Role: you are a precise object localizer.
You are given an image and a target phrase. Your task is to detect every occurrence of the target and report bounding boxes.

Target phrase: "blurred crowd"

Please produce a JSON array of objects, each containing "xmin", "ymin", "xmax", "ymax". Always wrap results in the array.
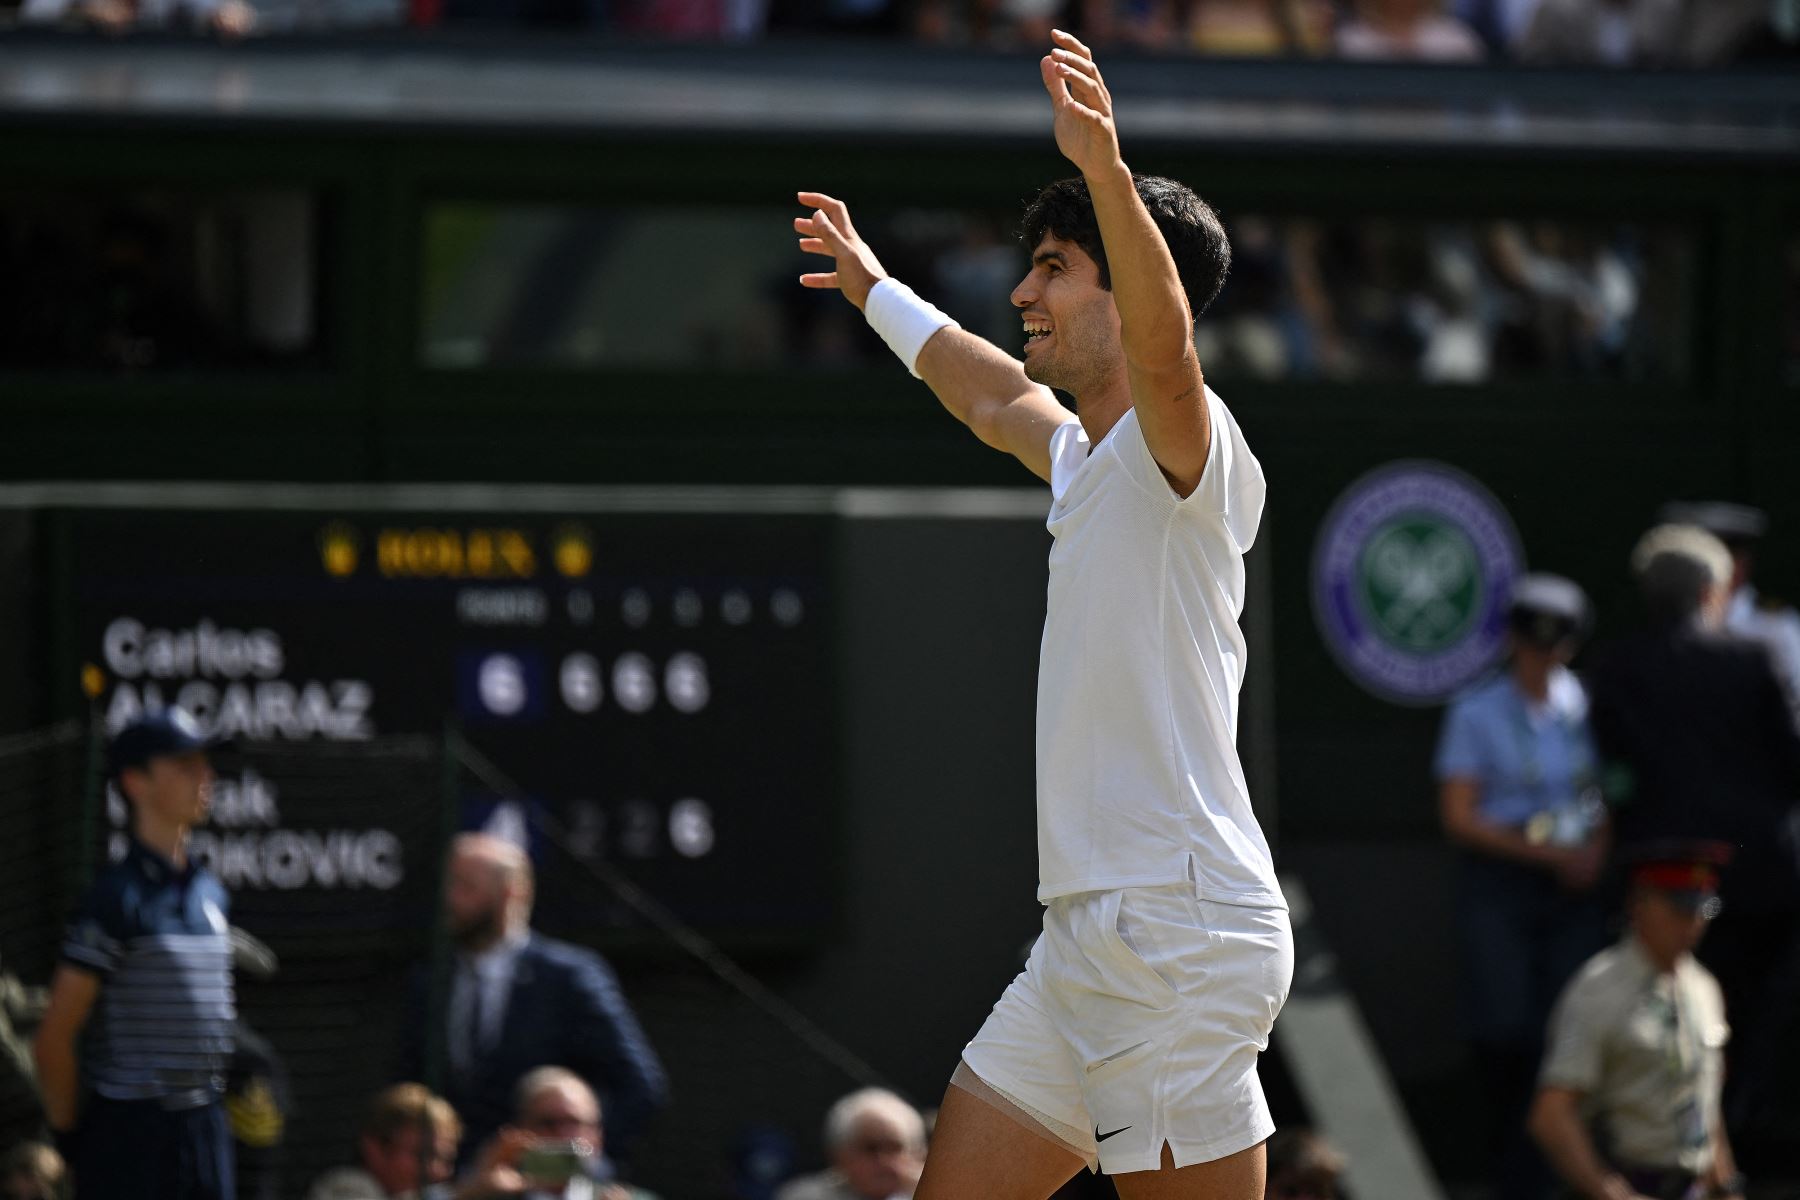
[
  {"xmin": 1435, "ymin": 502, "xmax": 1800, "ymax": 1198},
  {"xmin": 890, "ymin": 213, "xmax": 1691, "ymax": 386},
  {"xmin": 3, "ymin": 0, "xmax": 1797, "ymax": 67},
  {"xmin": 0, "ymin": 775, "xmax": 1358, "ymax": 1200},
  {"xmin": 412, "ymin": 204, "xmax": 1698, "ymax": 384},
  {"xmin": 10, "ymin": 187, "xmax": 1709, "ymax": 387}
]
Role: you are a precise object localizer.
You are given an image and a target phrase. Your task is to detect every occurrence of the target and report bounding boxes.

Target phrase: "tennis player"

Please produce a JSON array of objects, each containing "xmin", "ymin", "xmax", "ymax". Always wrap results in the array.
[{"xmin": 795, "ymin": 30, "xmax": 1290, "ymax": 1200}]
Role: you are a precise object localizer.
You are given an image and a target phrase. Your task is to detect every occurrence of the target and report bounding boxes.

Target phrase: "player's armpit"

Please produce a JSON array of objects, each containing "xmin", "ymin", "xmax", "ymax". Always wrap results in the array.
[{"xmin": 980, "ymin": 388, "xmax": 1072, "ymax": 485}]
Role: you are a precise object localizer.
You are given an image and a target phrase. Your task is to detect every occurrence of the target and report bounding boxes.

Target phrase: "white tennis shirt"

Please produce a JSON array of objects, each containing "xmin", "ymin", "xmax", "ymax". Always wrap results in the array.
[{"xmin": 1036, "ymin": 390, "xmax": 1283, "ymax": 908}]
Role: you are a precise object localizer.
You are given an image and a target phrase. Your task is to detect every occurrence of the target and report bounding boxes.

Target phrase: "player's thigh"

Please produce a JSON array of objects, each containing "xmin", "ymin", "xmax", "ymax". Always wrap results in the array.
[
  {"xmin": 1109, "ymin": 1139, "xmax": 1264, "ymax": 1200},
  {"xmin": 913, "ymin": 1077, "xmax": 1087, "ymax": 1200}
]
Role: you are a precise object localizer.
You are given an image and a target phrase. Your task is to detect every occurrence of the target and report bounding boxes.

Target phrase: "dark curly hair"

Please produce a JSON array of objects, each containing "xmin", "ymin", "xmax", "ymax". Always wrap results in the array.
[{"xmin": 1019, "ymin": 174, "xmax": 1231, "ymax": 319}]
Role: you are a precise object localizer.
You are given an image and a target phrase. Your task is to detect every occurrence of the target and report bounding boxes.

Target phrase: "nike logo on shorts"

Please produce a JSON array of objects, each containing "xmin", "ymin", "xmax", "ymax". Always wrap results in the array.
[{"xmin": 1095, "ymin": 1125, "xmax": 1130, "ymax": 1142}]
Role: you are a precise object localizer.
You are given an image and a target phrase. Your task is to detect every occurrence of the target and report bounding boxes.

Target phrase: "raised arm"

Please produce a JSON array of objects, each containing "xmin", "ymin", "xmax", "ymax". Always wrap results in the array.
[
  {"xmin": 1041, "ymin": 30, "xmax": 1210, "ymax": 495},
  {"xmin": 795, "ymin": 192, "xmax": 1070, "ymax": 482}
]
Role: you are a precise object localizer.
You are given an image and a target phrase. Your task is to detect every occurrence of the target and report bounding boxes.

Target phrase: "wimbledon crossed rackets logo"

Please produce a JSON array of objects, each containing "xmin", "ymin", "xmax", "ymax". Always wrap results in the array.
[{"xmin": 1312, "ymin": 462, "xmax": 1522, "ymax": 705}]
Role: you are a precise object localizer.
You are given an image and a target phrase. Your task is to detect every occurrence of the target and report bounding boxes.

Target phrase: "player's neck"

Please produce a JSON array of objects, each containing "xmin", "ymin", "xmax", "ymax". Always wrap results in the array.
[
  {"xmin": 1631, "ymin": 931, "xmax": 1682, "ymax": 975},
  {"xmin": 133, "ymin": 815, "xmax": 190, "ymax": 868},
  {"xmin": 1074, "ymin": 375, "xmax": 1135, "ymax": 448}
]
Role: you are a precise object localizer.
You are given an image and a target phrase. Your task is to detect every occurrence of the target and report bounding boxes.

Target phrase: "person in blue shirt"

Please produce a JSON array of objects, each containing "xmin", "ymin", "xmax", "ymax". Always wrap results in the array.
[
  {"xmin": 33, "ymin": 709, "xmax": 236, "ymax": 1200},
  {"xmin": 1434, "ymin": 573, "xmax": 1608, "ymax": 1200}
]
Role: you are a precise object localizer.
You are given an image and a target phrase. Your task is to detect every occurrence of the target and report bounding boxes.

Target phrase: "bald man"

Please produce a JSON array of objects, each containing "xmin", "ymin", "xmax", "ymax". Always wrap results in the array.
[{"xmin": 397, "ymin": 835, "xmax": 667, "ymax": 1168}]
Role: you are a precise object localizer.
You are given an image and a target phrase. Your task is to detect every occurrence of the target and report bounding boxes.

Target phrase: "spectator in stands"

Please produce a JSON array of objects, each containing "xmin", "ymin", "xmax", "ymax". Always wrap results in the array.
[
  {"xmin": 1482, "ymin": 222, "xmax": 1639, "ymax": 376},
  {"xmin": 1435, "ymin": 573, "xmax": 1606, "ymax": 1200},
  {"xmin": 456, "ymin": 1067, "xmax": 657, "ymax": 1200},
  {"xmin": 397, "ymin": 835, "xmax": 666, "ymax": 1170},
  {"xmin": 1517, "ymin": 0, "xmax": 1776, "ymax": 64},
  {"xmin": 773, "ymin": 1089, "xmax": 925, "ymax": 1200},
  {"xmin": 1115, "ymin": 0, "xmax": 1330, "ymax": 56},
  {"xmin": 1586, "ymin": 524, "xmax": 1800, "ymax": 1153},
  {"xmin": 1659, "ymin": 501, "xmax": 1800, "ymax": 719},
  {"xmin": 1450, "ymin": 0, "xmax": 1541, "ymax": 52},
  {"xmin": 1514, "ymin": 0, "xmax": 1684, "ymax": 65},
  {"xmin": 16, "ymin": 0, "xmax": 253, "ymax": 37},
  {"xmin": 1265, "ymin": 1127, "xmax": 1345, "ymax": 1199},
  {"xmin": 0, "ymin": 1143, "xmax": 64, "ymax": 1200},
  {"xmin": 1336, "ymin": 0, "xmax": 1485, "ymax": 57},
  {"xmin": 304, "ymin": 1083, "xmax": 461, "ymax": 1200},
  {"xmin": 33, "ymin": 709, "xmax": 235, "ymax": 1200}
]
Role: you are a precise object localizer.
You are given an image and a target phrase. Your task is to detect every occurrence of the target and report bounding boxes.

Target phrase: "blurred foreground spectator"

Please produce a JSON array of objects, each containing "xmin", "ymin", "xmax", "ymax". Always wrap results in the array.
[
  {"xmin": 1435, "ymin": 573, "xmax": 1604, "ymax": 1200},
  {"xmin": 0, "ymin": 961, "xmax": 47, "ymax": 1154},
  {"xmin": 33, "ymin": 711, "xmax": 234, "ymax": 1200},
  {"xmin": 398, "ymin": 835, "xmax": 667, "ymax": 1170},
  {"xmin": 1586, "ymin": 525, "xmax": 1800, "ymax": 1153},
  {"xmin": 1529, "ymin": 842, "xmax": 1743, "ymax": 1200},
  {"xmin": 1335, "ymin": 0, "xmax": 1486, "ymax": 59},
  {"xmin": 304, "ymin": 1083, "xmax": 461, "ymax": 1200},
  {"xmin": 773, "ymin": 1089, "xmax": 924, "ymax": 1200},
  {"xmin": 1265, "ymin": 1127, "xmax": 1345, "ymax": 1199},
  {"xmin": 457, "ymin": 1067, "xmax": 658, "ymax": 1200},
  {"xmin": 0, "ymin": 1143, "xmax": 64, "ymax": 1200},
  {"xmin": 1660, "ymin": 501, "xmax": 1800, "ymax": 720}
]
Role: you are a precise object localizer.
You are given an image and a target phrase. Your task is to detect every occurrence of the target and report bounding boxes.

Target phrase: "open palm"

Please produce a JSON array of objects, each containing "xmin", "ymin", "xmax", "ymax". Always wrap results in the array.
[{"xmin": 1042, "ymin": 29, "xmax": 1120, "ymax": 178}]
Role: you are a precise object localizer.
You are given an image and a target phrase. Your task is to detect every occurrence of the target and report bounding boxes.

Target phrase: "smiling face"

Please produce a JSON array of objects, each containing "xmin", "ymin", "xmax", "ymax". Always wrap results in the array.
[{"xmin": 1011, "ymin": 235, "xmax": 1125, "ymax": 399}]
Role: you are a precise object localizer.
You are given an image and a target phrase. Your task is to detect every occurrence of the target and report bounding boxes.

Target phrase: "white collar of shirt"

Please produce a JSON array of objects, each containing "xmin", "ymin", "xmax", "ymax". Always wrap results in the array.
[
  {"xmin": 461, "ymin": 927, "xmax": 530, "ymax": 977},
  {"xmin": 1728, "ymin": 585, "xmax": 1757, "ymax": 625}
]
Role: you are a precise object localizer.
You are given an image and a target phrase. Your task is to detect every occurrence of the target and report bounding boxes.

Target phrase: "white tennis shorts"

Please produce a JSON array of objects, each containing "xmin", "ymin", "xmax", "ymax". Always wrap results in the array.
[{"xmin": 957, "ymin": 880, "xmax": 1293, "ymax": 1175}]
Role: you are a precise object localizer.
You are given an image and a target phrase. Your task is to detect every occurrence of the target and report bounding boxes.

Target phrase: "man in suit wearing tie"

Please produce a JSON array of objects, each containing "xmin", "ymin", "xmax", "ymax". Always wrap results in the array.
[{"xmin": 399, "ymin": 834, "xmax": 668, "ymax": 1169}]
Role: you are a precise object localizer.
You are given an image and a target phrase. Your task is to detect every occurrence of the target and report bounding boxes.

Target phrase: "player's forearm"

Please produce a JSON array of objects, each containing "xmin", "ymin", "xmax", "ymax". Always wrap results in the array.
[
  {"xmin": 916, "ymin": 328, "xmax": 1043, "ymax": 447},
  {"xmin": 32, "ymin": 1030, "xmax": 80, "ymax": 1130},
  {"xmin": 1082, "ymin": 161, "xmax": 1195, "ymax": 370}
]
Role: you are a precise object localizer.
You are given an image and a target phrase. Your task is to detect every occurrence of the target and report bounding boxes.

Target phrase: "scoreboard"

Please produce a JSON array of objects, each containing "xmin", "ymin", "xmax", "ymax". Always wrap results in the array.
[{"xmin": 61, "ymin": 503, "xmax": 839, "ymax": 942}]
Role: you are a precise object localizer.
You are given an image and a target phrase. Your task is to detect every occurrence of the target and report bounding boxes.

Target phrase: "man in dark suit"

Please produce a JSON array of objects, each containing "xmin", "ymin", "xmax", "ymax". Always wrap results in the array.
[
  {"xmin": 1587, "ymin": 522, "xmax": 1800, "ymax": 1156},
  {"xmin": 398, "ymin": 834, "xmax": 667, "ymax": 1168}
]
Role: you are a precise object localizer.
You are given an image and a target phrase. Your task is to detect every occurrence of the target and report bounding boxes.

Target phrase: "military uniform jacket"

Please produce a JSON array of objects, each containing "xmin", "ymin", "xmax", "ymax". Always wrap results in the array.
[{"xmin": 1539, "ymin": 936, "xmax": 1727, "ymax": 1173}]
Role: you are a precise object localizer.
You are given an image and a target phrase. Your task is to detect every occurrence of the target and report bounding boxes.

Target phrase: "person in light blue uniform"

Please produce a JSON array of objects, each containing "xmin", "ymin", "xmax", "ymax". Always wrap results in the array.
[{"xmin": 1435, "ymin": 573, "xmax": 1609, "ymax": 1200}]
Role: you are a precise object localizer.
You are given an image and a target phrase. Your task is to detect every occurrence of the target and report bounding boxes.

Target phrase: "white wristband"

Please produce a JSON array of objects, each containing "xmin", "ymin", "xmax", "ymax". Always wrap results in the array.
[{"xmin": 864, "ymin": 278, "xmax": 958, "ymax": 378}]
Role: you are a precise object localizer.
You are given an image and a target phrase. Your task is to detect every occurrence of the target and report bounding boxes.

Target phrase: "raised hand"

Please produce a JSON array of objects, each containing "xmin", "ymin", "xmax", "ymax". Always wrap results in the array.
[
  {"xmin": 794, "ymin": 191, "xmax": 889, "ymax": 312},
  {"xmin": 1041, "ymin": 29, "xmax": 1122, "ymax": 180}
]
